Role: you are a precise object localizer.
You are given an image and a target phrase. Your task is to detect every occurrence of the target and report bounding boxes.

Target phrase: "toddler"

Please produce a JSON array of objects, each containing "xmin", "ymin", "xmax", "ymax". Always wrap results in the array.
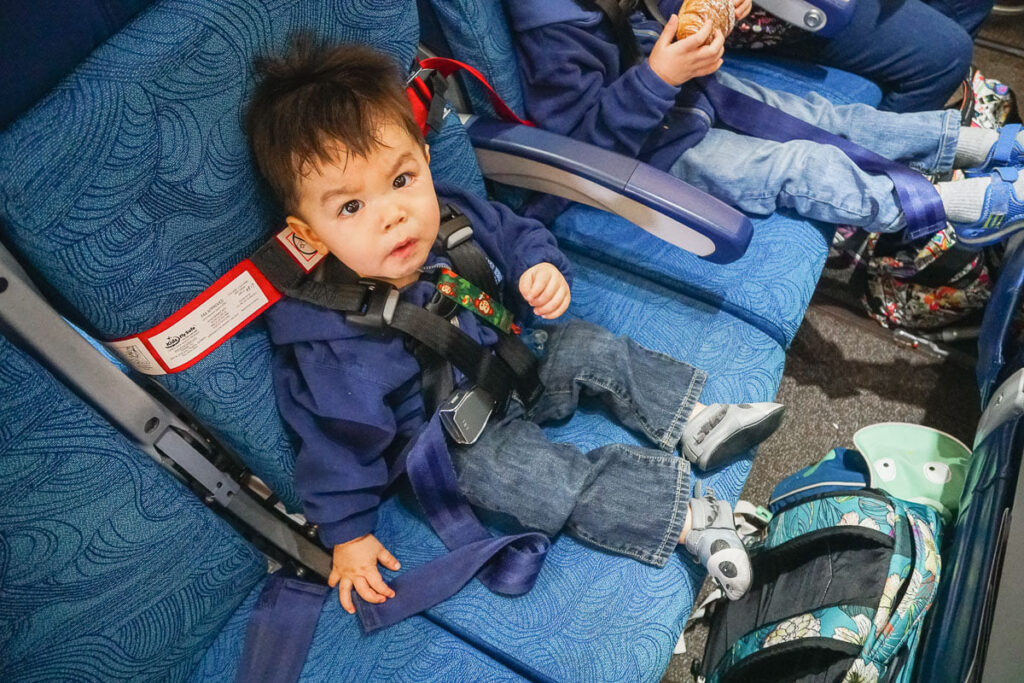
[
  {"xmin": 247, "ymin": 38, "xmax": 787, "ymax": 614},
  {"xmin": 507, "ymin": 0, "xmax": 1024, "ymax": 247}
]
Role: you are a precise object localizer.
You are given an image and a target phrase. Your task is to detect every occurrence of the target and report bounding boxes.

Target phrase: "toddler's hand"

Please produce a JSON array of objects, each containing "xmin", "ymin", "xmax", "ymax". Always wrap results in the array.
[
  {"xmin": 649, "ymin": 15, "xmax": 725, "ymax": 87},
  {"xmin": 519, "ymin": 263, "xmax": 571, "ymax": 319},
  {"xmin": 329, "ymin": 534, "xmax": 401, "ymax": 614},
  {"xmin": 734, "ymin": 0, "xmax": 753, "ymax": 20}
]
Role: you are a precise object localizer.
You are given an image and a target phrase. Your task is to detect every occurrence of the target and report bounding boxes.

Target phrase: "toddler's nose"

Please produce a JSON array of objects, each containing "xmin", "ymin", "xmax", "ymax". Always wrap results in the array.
[{"xmin": 382, "ymin": 204, "xmax": 407, "ymax": 232}]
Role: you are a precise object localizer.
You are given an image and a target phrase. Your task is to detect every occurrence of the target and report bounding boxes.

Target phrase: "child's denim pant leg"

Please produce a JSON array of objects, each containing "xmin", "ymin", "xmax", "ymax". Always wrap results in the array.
[
  {"xmin": 450, "ymin": 321, "xmax": 707, "ymax": 568},
  {"xmin": 670, "ymin": 71, "xmax": 960, "ymax": 232}
]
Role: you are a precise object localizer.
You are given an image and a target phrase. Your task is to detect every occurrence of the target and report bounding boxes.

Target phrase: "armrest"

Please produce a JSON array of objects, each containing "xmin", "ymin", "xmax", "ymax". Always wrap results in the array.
[
  {"xmin": 978, "ymin": 233, "xmax": 1024, "ymax": 406},
  {"xmin": 644, "ymin": 0, "xmax": 855, "ymax": 38},
  {"xmin": 463, "ymin": 116, "xmax": 752, "ymax": 264}
]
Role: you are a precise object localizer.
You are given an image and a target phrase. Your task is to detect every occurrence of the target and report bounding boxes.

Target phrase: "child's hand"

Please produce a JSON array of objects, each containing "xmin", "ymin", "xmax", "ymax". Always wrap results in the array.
[
  {"xmin": 734, "ymin": 0, "xmax": 753, "ymax": 20},
  {"xmin": 519, "ymin": 263, "xmax": 571, "ymax": 319},
  {"xmin": 329, "ymin": 534, "xmax": 401, "ymax": 614},
  {"xmin": 649, "ymin": 16, "xmax": 725, "ymax": 87}
]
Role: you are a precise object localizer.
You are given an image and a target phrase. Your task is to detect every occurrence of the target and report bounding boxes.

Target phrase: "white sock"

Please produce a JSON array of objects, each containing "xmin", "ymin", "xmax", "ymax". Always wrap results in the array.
[
  {"xmin": 937, "ymin": 172, "xmax": 1024, "ymax": 223},
  {"xmin": 954, "ymin": 127, "xmax": 999, "ymax": 168}
]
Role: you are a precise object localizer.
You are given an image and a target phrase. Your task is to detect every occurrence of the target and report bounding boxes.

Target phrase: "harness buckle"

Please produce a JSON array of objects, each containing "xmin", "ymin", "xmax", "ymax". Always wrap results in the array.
[{"xmin": 348, "ymin": 280, "xmax": 399, "ymax": 328}]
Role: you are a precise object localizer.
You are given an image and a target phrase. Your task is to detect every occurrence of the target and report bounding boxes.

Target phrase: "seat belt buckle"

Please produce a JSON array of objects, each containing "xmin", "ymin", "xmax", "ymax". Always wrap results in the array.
[
  {"xmin": 439, "ymin": 386, "xmax": 495, "ymax": 445},
  {"xmin": 347, "ymin": 281, "xmax": 399, "ymax": 329}
]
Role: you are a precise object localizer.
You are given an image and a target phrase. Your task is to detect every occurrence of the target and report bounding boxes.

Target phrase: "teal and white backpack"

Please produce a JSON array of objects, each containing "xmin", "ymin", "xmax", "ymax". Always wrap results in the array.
[{"xmin": 699, "ymin": 490, "xmax": 942, "ymax": 683}]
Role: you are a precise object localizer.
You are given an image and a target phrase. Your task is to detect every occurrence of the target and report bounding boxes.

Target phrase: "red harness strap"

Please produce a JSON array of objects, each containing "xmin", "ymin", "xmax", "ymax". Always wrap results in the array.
[
  {"xmin": 413, "ymin": 56, "xmax": 533, "ymax": 128},
  {"xmin": 106, "ymin": 228, "xmax": 323, "ymax": 375},
  {"xmin": 107, "ymin": 59, "xmax": 527, "ymax": 376}
]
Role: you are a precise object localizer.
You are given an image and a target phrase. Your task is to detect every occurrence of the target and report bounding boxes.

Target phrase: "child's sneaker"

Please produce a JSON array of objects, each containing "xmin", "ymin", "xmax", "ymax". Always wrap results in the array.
[
  {"xmin": 682, "ymin": 402, "xmax": 785, "ymax": 470},
  {"xmin": 948, "ymin": 167, "xmax": 1024, "ymax": 247},
  {"xmin": 968, "ymin": 123, "xmax": 1023, "ymax": 173},
  {"xmin": 684, "ymin": 484, "xmax": 751, "ymax": 601}
]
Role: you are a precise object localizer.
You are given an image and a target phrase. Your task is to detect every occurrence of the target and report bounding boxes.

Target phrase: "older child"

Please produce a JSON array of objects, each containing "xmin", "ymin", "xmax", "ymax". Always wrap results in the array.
[
  {"xmin": 507, "ymin": 0, "xmax": 1024, "ymax": 246},
  {"xmin": 246, "ymin": 39, "xmax": 786, "ymax": 614}
]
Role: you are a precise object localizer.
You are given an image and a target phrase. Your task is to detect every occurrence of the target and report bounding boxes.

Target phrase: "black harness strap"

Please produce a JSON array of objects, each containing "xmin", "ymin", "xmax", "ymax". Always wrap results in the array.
[
  {"xmin": 251, "ymin": 204, "xmax": 543, "ymax": 411},
  {"xmin": 436, "ymin": 204, "xmax": 544, "ymax": 405}
]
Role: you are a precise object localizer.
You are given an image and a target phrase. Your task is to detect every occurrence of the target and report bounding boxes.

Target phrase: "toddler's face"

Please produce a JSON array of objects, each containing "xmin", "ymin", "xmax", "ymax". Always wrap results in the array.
[{"xmin": 287, "ymin": 124, "xmax": 440, "ymax": 288}]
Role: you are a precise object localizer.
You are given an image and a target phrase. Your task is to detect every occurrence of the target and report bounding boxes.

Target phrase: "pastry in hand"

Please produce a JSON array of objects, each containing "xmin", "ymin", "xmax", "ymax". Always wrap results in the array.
[{"xmin": 676, "ymin": 0, "xmax": 735, "ymax": 44}]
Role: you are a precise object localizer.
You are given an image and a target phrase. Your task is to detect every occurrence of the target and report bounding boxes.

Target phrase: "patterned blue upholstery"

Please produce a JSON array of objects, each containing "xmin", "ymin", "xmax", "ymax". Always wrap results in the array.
[
  {"xmin": 0, "ymin": 0, "xmax": 421, "ymax": 510},
  {"xmin": 1, "ymin": 0, "xmax": 801, "ymax": 678},
  {"xmin": 192, "ymin": 578, "xmax": 526, "ymax": 682},
  {"xmin": 422, "ymin": 0, "xmax": 527, "ymax": 118},
  {"xmin": 0, "ymin": 335, "xmax": 267, "ymax": 681},
  {"xmin": 553, "ymin": 208, "xmax": 830, "ymax": 346}
]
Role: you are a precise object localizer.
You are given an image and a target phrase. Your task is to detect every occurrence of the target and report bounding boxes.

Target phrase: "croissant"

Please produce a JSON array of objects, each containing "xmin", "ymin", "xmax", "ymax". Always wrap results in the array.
[{"xmin": 676, "ymin": 0, "xmax": 735, "ymax": 45}]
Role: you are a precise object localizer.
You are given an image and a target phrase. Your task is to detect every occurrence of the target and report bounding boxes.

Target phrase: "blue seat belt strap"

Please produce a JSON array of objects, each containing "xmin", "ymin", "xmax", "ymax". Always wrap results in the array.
[
  {"xmin": 357, "ymin": 414, "xmax": 550, "ymax": 632},
  {"xmin": 235, "ymin": 575, "xmax": 330, "ymax": 683},
  {"xmin": 698, "ymin": 77, "xmax": 947, "ymax": 241}
]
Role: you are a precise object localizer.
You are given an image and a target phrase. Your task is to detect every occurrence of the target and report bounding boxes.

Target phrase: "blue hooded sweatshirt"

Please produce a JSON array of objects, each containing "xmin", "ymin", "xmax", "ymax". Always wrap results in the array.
[
  {"xmin": 505, "ymin": 0, "xmax": 715, "ymax": 172},
  {"xmin": 264, "ymin": 183, "xmax": 572, "ymax": 548}
]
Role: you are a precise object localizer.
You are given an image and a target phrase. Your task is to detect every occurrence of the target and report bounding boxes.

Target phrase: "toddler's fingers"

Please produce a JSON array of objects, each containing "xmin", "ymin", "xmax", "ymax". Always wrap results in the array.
[
  {"xmin": 695, "ymin": 59, "xmax": 723, "ymax": 77},
  {"xmin": 338, "ymin": 579, "xmax": 356, "ymax": 614},
  {"xmin": 378, "ymin": 548, "xmax": 401, "ymax": 571},
  {"xmin": 367, "ymin": 570, "xmax": 395, "ymax": 599},
  {"xmin": 677, "ymin": 19, "xmax": 713, "ymax": 50},
  {"xmin": 328, "ymin": 567, "xmax": 341, "ymax": 587},
  {"xmin": 657, "ymin": 13, "xmax": 679, "ymax": 47},
  {"xmin": 550, "ymin": 292, "xmax": 571, "ymax": 319},
  {"xmin": 709, "ymin": 29, "xmax": 725, "ymax": 53},
  {"xmin": 536, "ymin": 272, "xmax": 561, "ymax": 305},
  {"xmin": 518, "ymin": 270, "xmax": 538, "ymax": 301},
  {"xmin": 535, "ymin": 288, "xmax": 569, "ymax": 318},
  {"xmin": 526, "ymin": 270, "xmax": 551, "ymax": 301},
  {"xmin": 352, "ymin": 576, "xmax": 386, "ymax": 604}
]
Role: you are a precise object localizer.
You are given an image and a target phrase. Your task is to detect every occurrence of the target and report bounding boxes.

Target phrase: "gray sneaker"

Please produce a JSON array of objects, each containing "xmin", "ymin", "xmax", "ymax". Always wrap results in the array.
[
  {"xmin": 682, "ymin": 403, "xmax": 785, "ymax": 471},
  {"xmin": 684, "ymin": 484, "xmax": 752, "ymax": 601}
]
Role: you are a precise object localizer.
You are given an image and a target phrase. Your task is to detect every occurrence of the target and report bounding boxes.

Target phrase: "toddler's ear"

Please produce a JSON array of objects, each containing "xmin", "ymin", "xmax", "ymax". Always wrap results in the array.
[
  {"xmin": 423, "ymin": 143, "xmax": 430, "ymax": 165},
  {"xmin": 286, "ymin": 215, "xmax": 328, "ymax": 255}
]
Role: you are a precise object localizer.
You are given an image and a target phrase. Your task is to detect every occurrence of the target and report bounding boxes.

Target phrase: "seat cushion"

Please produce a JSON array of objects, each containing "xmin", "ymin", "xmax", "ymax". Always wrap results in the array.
[
  {"xmin": 363, "ymin": 254, "xmax": 786, "ymax": 682},
  {"xmin": 553, "ymin": 207, "xmax": 832, "ymax": 346},
  {"xmin": 191, "ymin": 577, "xmax": 526, "ymax": 682},
  {"xmin": 0, "ymin": 336, "xmax": 267, "ymax": 681}
]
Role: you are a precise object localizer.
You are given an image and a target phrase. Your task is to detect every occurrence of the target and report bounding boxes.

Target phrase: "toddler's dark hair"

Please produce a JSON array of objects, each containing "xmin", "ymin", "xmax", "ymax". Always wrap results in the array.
[{"xmin": 245, "ymin": 35, "xmax": 424, "ymax": 211}]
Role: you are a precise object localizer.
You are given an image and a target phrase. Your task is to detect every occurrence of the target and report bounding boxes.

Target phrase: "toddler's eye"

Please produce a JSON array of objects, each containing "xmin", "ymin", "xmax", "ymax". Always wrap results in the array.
[
  {"xmin": 393, "ymin": 172, "xmax": 412, "ymax": 189},
  {"xmin": 339, "ymin": 200, "xmax": 362, "ymax": 217}
]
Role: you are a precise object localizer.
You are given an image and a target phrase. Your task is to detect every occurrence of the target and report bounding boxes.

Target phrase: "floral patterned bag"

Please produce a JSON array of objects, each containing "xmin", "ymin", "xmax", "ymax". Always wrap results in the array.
[{"xmin": 700, "ymin": 490, "xmax": 942, "ymax": 683}]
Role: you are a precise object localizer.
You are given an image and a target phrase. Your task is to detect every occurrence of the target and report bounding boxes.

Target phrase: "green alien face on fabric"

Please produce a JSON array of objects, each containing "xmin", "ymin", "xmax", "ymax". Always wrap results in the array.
[{"xmin": 853, "ymin": 423, "xmax": 972, "ymax": 521}]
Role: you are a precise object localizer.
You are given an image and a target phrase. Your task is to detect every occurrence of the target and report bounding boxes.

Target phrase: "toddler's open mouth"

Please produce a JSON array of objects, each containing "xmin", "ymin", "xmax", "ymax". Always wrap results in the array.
[{"xmin": 390, "ymin": 238, "xmax": 416, "ymax": 259}]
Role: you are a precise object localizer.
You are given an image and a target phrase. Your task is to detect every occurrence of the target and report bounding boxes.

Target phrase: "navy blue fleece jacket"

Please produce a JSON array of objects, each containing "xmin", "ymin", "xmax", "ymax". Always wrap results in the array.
[
  {"xmin": 505, "ymin": 0, "xmax": 715, "ymax": 172},
  {"xmin": 265, "ymin": 183, "xmax": 572, "ymax": 548}
]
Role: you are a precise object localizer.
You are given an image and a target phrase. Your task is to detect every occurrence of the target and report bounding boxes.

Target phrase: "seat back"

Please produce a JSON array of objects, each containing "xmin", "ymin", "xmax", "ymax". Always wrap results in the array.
[
  {"xmin": 0, "ymin": 0, "xmax": 494, "ymax": 509},
  {"xmin": 0, "ymin": 334, "xmax": 266, "ymax": 680}
]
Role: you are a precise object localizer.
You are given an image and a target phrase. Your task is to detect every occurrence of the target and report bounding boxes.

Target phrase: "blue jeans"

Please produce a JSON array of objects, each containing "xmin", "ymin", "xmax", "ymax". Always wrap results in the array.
[
  {"xmin": 451, "ymin": 320, "xmax": 706, "ymax": 568},
  {"xmin": 671, "ymin": 71, "xmax": 960, "ymax": 232},
  {"xmin": 765, "ymin": 0, "xmax": 988, "ymax": 112}
]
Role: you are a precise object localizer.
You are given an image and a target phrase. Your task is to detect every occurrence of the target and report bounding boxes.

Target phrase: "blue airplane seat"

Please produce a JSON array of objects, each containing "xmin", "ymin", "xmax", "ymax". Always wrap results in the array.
[
  {"xmin": 0, "ymin": 334, "xmax": 267, "ymax": 679},
  {"xmin": 0, "ymin": 0, "xmax": 793, "ymax": 678},
  {"xmin": 422, "ymin": 0, "xmax": 883, "ymax": 346},
  {"xmin": 0, "ymin": 333, "xmax": 533, "ymax": 682}
]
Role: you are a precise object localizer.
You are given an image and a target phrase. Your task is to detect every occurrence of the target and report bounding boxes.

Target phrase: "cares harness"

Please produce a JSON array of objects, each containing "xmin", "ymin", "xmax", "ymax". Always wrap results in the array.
[
  {"xmin": 249, "ymin": 202, "xmax": 543, "ymax": 420},
  {"xmin": 104, "ymin": 59, "xmax": 552, "ymax": 648}
]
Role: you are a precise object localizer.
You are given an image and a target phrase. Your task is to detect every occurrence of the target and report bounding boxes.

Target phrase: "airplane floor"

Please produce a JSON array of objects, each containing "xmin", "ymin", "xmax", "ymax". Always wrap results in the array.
[{"xmin": 664, "ymin": 300, "xmax": 982, "ymax": 680}]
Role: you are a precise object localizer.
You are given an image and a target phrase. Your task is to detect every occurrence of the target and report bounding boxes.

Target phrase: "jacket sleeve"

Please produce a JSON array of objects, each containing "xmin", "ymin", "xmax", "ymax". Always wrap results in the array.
[
  {"xmin": 273, "ymin": 343, "xmax": 397, "ymax": 548},
  {"xmin": 516, "ymin": 23, "xmax": 681, "ymax": 159},
  {"xmin": 447, "ymin": 189, "xmax": 573, "ymax": 300}
]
